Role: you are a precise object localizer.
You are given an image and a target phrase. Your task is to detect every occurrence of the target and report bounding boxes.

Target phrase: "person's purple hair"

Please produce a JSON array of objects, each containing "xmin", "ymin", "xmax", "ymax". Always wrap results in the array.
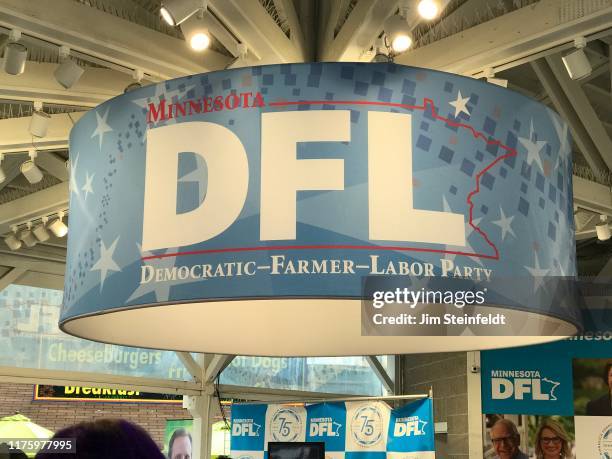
[{"xmin": 35, "ymin": 419, "xmax": 165, "ymax": 459}]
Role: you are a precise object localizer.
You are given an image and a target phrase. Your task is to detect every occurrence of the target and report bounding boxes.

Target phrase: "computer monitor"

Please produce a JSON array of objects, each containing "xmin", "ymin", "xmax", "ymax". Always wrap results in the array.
[{"xmin": 268, "ymin": 442, "xmax": 325, "ymax": 459}]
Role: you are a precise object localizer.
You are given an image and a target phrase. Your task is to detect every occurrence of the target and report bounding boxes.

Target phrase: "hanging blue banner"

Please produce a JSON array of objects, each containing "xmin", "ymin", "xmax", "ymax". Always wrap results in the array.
[
  {"xmin": 61, "ymin": 62, "xmax": 578, "ymax": 356},
  {"xmin": 387, "ymin": 398, "xmax": 435, "ymax": 458},
  {"xmin": 482, "ymin": 336, "xmax": 612, "ymax": 416},
  {"xmin": 230, "ymin": 399, "xmax": 434, "ymax": 459}
]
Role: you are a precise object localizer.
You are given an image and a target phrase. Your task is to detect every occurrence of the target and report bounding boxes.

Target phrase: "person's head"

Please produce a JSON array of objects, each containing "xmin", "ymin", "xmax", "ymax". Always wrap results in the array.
[
  {"xmin": 535, "ymin": 420, "xmax": 570, "ymax": 458},
  {"xmin": 0, "ymin": 444, "xmax": 28, "ymax": 459},
  {"xmin": 168, "ymin": 428, "xmax": 192, "ymax": 459},
  {"xmin": 604, "ymin": 363, "xmax": 612, "ymax": 389},
  {"xmin": 35, "ymin": 419, "xmax": 164, "ymax": 459},
  {"xmin": 490, "ymin": 419, "xmax": 521, "ymax": 459},
  {"xmin": 9, "ymin": 449, "xmax": 28, "ymax": 459}
]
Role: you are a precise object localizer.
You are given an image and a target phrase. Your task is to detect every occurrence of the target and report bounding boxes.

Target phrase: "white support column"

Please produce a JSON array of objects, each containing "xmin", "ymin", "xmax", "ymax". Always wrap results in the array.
[
  {"xmin": 185, "ymin": 384, "xmax": 215, "ymax": 459},
  {"xmin": 466, "ymin": 351, "xmax": 483, "ymax": 458}
]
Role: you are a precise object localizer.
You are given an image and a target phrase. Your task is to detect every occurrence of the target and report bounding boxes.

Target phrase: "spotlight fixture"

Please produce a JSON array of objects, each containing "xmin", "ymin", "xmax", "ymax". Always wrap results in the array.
[
  {"xmin": 48, "ymin": 211, "xmax": 68, "ymax": 238},
  {"xmin": 20, "ymin": 150, "xmax": 44, "ymax": 184},
  {"xmin": 0, "ymin": 153, "xmax": 5, "ymax": 183},
  {"xmin": 29, "ymin": 101, "xmax": 51, "ymax": 138},
  {"xmin": 18, "ymin": 222, "xmax": 37, "ymax": 248},
  {"xmin": 227, "ymin": 43, "xmax": 249, "ymax": 69},
  {"xmin": 371, "ymin": 37, "xmax": 390, "ymax": 63},
  {"xmin": 54, "ymin": 46, "xmax": 84, "ymax": 89},
  {"xmin": 384, "ymin": 15, "xmax": 412, "ymax": 54},
  {"xmin": 33, "ymin": 216, "xmax": 51, "ymax": 242},
  {"xmin": 160, "ymin": 0, "xmax": 204, "ymax": 26},
  {"xmin": 596, "ymin": 215, "xmax": 611, "ymax": 241},
  {"xmin": 3, "ymin": 41, "xmax": 27, "ymax": 75},
  {"xmin": 180, "ymin": 14, "xmax": 211, "ymax": 51},
  {"xmin": 4, "ymin": 226, "xmax": 21, "ymax": 251},
  {"xmin": 417, "ymin": 0, "xmax": 440, "ymax": 20},
  {"xmin": 124, "ymin": 69, "xmax": 144, "ymax": 93},
  {"xmin": 562, "ymin": 37, "xmax": 591, "ymax": 80}
]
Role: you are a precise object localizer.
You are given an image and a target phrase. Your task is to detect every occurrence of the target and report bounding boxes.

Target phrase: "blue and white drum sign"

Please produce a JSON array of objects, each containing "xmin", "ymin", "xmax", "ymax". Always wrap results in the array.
[{"xmin": 61, "ymin": 63, "xmax": 580, "ymax": 355}]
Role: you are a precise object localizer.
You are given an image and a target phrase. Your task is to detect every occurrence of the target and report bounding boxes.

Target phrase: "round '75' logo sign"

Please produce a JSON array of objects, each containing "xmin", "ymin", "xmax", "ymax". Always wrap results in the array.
[
  {"xmin": 350, "ymin": 405, "xmax": 383, "ymax": 447},
  {"xmin": 270, "ymin": 408, "xmax": 302, "ymax": 442}
]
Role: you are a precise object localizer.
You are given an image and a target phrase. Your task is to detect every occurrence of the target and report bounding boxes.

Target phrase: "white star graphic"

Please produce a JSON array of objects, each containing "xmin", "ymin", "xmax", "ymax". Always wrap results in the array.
[
  {"xmin": 442, "ymin": 196, "xmax": 483, "ymax": 266},
  {"xmin": 69, "ymin": 152, "xmax": 79, "ymax": 197},
  {"xmin": 524, "ymin": 252, "xmax": 550, "ymax": 293},
  {"xmin": 91, "ymin": 107, "xmax": 113, "ymax": 149},
  {"xmin": 449, "ymin": 90, "xmax": 471, "ymax": 118},
  {"xmin": 550, "ymin": 113, "xmax": 570, "ymax": 173},
  {"xmin": 91, "ymin": 237, "xmax": 121, "ymax": 291},
  {"xmin": 126, "ymin": 245, "xmax": 197, "ymax": 303},
  {"xmin": 82, "ymin": 171, "xmax": 95, "ymax": 200},
  {"xmin": 518, "ymin": 119, "xmax": 547, "ymax": 171},
  {"xmin": 178, "ymin": 155, "xmax": 207, "ymax": 203},
  {"xmin": 492, "ymin": 206, "xmax": 516, "ymax": 241}
]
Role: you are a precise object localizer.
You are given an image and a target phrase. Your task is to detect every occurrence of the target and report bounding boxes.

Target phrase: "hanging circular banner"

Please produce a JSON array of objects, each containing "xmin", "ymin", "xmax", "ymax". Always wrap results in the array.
[{"xmin": 61, "ymin": 63, "xmax": 580, "ymax": 355}]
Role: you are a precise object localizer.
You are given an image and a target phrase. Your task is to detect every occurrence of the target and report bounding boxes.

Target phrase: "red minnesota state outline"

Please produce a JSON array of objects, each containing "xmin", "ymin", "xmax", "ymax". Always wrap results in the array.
[{"xmin": 143, "ymin": 98, "xmax": 517, "ymax": 262}]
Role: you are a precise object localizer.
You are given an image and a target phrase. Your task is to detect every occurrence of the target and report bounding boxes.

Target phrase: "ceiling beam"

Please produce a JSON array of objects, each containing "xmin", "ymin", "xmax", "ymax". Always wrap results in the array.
[
  {"xmin": 0, "ymin": 61, "xmax": 134, "ymax": 107},
  {"xmin": 0, "ymin": 267, "xmax": 26, "ymax": 291},
  {"xmin": 0, "ymin": 154, "xmax": 25, "ymax": 192},
  {"xmin": 0, "ymin": 0, "xmax": 231, "ymax": 80},
  {"xmin": 209, "ymin": 0, "xmax": 305, "ymax": 64},
  {"xmin": 573, "ymin": 175, "xmax": 612, "ymax": 216},
  {"xmin": 0, "ymin": 111, "xmax": 84, "ymax": 153},
  {"xmin": 204, "ymin": 354, "xmax": 235, "ymax": 383},
  {"xmin": 545, "ymin": 54, "xmax": 612, "ymax": 170},
  {"xmin": 15, "ymin": 271, "xmax": 63, "ymax": 290},
  {"xmin": 176, "ymin": 352, "xmax": 203, "ymax": 384},
  {"xmin": 530, "ymin": 58, "xmax": 608, "ymax": 173},
  {"xmin": 320, "ymin": 0, "xmax": 399, "ymax": 62},
  {"xmin": 320, "ymin": 0, "xmax": 350, "ymax": 55},
  {"xmin": 36, "ymin": 151, "xmax": 69, "ymax": 182},
  {"xmin": 276, "ymin": 0, "xmax": 307, "ymax": 60},
  {"xmin": 396, "ymin": 0, "xmax": 612, "ymax": 77},
  {"xmin": 0, "ymin": 182, "xmax": 68, "ymax": 235},
  {"xmin": 0, "ymin": 251, "xmax": 65, "ymax": 276},
  {"xmin": 0, "ymin": 366, "xmax": 202, "ymax": 396}
]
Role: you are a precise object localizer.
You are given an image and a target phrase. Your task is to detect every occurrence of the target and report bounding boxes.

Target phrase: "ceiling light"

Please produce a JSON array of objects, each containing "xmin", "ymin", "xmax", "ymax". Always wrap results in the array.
[
  {"xmin": 33, "ymin": 216, "xmax": 51, "ymax": 242},
  {"xmin": 562, "ymin": 37, "xmax": 591, "ymax": 80},
  {"xmin": 180, "ymin": 15, "xmax": 211, "ymax": 51},
  {"xmin": 124, "ymin": 69, "xmax": 144, "ymax": 93},
  {"xmin": 3, "ymin": 42, "xmax": 27, "ymax": 75},
  {"xmin": 20, "ymin": 150, "xmax": 43, "ymax": 184},
  {"xmin": 0, "ymin": 153, "xmax": 5, "ymax": 183},
  {"xmin": 160, "ymin": 0, "xmax": 204, "ymax": 26},
  {"xmin": 29, "ymin": 102, "xmax": 51, "ymax": 138},
  {"xmin": 384, "ymin": 15, "xmax": 413, "ymax": 54},
  {"xmin": 54, "ymin": 46, "xmax": 84, "ymax": 89},
  {"xmin": 417, "ymin": 0, "xmax": 440, "ymax": 20},
  {"xmin": 19, "ymin": 222, "xmax": 37, "ymax": 248},
  {"xmin": 48, "ymin": 211, "xmax": 68, "ymax": 238},
  {"xmin": 4, "ymin": 226, "xmax": 21, "ymax": 251},
  {"xmin": 596, "ymin": 215, "xmax": 611, "ymax": 241}
]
